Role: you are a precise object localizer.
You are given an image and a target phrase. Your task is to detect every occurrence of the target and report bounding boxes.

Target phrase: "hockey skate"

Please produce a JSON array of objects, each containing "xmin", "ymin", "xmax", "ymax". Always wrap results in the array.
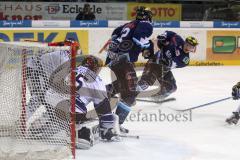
[
  {"xmin": 226, "ymin": 112, "xmax": 240, "ymax": 125},
  {"xmin": 99, "ymin": 114, "xmax": 121, "ymax": 141},
  {"xmin": 76, "ymin": 120, "xmax": 100, "ymax": 149},
  {"xmin": 120, "ymin": 125, "xmax": 129, "ymax": 134},
  {"xmin": 76, "ymin": 127, "xmax": 94, "ymax": 149}
]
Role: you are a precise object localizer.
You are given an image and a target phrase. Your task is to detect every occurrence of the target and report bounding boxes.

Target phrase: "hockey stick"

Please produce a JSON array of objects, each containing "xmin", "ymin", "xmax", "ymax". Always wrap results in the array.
[
  {"xmin": 119, "ymin": 134, "xmax": 140, "ymax": 139},
  {"xmin": 111, "ymin": 133, "xmax": 139, "ymax": 139},
  {"xmin": 136, "ymin": 97, "xmax": 176, "ymax": 104},
  {"xmin": 98, "ymin": 39, "xmax": 111, "ymax": 54},
  {"xmin": 171, "ymin": 96, "xmax": 232, "ymax": 112},
  {"xmin": 113, "ymin": 95, "xmax": 176, "ymax": 104}
]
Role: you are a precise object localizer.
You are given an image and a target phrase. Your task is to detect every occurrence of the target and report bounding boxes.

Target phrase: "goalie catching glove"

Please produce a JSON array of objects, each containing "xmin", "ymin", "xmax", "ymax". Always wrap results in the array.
[{"xmin": 232, "ymin": 82, "xmax": 240, "ymax": 100}]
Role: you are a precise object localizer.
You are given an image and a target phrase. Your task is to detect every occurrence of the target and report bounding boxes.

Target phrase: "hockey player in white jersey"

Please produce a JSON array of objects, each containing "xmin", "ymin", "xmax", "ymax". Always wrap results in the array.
[
  {"xmin": 26, "ymin": 40, "xmax": 120, "ymax": 148},
  {"xmin": 49, "ymin": 55, "xmax": 120, "ymax": 149},
  {"xmin": 226, "ymin": 82, "xmax": 240, "ymax": 124},
  {"xmin": 73, "ymin": 55, "xmax": 120, "ymax": 149}
]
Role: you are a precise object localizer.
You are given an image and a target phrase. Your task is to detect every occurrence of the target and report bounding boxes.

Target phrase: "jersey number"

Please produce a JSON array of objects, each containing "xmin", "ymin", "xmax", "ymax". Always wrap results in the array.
[
  {"xmin": 117, "ymin": 28, "xmax": 130, "ymax": 42},
  {"xmin": 76, "ymin": 73, "xmax": 83, "ymax": 90}
]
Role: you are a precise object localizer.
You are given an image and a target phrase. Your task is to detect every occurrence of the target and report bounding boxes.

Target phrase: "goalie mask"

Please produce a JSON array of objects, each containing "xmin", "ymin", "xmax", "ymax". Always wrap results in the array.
[{"xmin": 82, "ymin": 55, "xmax": 102, "ymax": 74}]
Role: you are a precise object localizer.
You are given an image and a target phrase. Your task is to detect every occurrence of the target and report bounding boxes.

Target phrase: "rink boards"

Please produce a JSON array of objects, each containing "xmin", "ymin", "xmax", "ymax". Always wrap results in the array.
[{"xmin": 0, "ymin": 27, "xmax": 240, "ymax": 65}]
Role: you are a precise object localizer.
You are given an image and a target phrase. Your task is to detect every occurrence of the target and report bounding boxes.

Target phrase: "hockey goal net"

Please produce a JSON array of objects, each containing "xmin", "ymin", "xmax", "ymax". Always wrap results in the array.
[{"xmin": 0, "ymin": 41, "xmax": 77, "ymax": 160}]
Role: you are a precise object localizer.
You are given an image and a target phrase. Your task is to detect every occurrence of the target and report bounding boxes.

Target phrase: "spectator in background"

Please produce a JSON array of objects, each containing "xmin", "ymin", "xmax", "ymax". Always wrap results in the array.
[{"xmin": 75, "ymin": 4, "xmax": 96, "ymax": 20}]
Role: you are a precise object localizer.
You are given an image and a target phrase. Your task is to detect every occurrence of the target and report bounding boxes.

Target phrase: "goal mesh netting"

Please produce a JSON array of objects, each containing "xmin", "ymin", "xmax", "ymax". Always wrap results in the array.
[{"xmin": 0, "ymin": 42, "xmax": 76, "ymax": 160}]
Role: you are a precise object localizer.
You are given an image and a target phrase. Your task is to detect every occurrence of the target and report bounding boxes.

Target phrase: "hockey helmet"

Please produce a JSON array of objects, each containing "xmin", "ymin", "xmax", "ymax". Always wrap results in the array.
[
  {"xmin": 82, "ymin": 55, "xmax": 102, "ymax": 73},
  {"xmin": 185, "ymin": 36, "xmax": 198, "ymax": 46},
  {"xmin": 184, "ymin": 36, "xmax": 198, "ymax": 53},
  {"xmin": 136, "ymin": 6, "xmax": 153, "ymax": 22}
]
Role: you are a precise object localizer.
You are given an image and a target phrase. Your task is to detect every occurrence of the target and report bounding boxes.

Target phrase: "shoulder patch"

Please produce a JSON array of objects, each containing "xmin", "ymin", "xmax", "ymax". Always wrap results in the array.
[{"xmin": 183, "ymin": 57, "xmax": 190, "ymax": 64}]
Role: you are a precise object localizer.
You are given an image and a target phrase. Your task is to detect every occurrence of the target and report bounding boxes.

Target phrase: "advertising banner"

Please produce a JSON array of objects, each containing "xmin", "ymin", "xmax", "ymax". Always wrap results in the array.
[
  {"xmin": 0, "ymin": 2, "xmax": 127, "ymax": 20},
  {"xmin": 70, "ymin": 20, "xmax": 108, "ymax": 27},
  {"xmin": 0, "ymin": 20, "xmax": 32, "ymax": 27},
  {"xmin": 32, "ymin": 20, "xmax": 70, "ymax": 28},
  {"xmin": 152, "ymin": 21, "xmax": 180, "ymax": 28},
  {"xmin": 0, "ymin": 2, "xmax": 44, "ymax": 20},
  {"xmin": 180, "ymin": 21, "xmax": 213, "ymax": 28},
  {"xmin": 47, "ymin": 3, "xmax": 127, "ymax": 20},
  {"xmin": 127, "ymin": 3, "xmax": 182, "ymax": 21},
  {"xmin": 207, "ymin": 30, "xmax": 240, "ymax": 62},
  {"xmin": 0, "ymin": 29, "xmax": 89, "ymax": 54},
  {"xmin": 213, "ymin": 21, "xmax": 240, "ymax": 28},
  {"xmin": 109, "ymin": 21, "xmax": 180, "ymax": 28}
]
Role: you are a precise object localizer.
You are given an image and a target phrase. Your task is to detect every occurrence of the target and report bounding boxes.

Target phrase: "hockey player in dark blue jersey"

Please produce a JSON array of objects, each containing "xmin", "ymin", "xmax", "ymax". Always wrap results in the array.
[
  {"xmin": 138, "ymin": 31, "xmax": 198, "ymax": 99},
  {"xmin": 105, "ymin": 6, "xmax": 154, "ymax": 130}
]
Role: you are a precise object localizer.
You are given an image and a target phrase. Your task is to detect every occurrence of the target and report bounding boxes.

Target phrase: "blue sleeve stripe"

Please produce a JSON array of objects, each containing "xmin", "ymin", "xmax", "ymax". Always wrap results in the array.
[{"xmin": 132, "ymin": 37, "xmax": 150, "ymax": 49}]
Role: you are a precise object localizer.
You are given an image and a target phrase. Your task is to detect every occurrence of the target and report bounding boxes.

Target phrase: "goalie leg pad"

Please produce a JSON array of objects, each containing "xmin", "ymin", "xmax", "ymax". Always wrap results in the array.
[{"xmin": 99, "ymin": 113, "xmax": 120, "ymax": 141}]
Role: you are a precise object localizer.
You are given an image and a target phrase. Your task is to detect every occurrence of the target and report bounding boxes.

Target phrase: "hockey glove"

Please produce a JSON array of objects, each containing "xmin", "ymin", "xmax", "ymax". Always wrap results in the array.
[
  {"xmin": 142, "ymin": 40, "xmax": 154, "ymax": 59},
  {"xmin": 232, "ymin": 82, "xmax": 240, "ymax": 100},
  {"xmin": 157, "ymin": 34, "xmax": 168, "ymax": 49}
]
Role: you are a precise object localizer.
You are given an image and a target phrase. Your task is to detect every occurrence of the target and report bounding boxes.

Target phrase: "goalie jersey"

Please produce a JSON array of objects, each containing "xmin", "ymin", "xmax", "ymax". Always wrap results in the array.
[{"xmin": 75, "ymin": 66, "xmax": 108, "ymax": 113}]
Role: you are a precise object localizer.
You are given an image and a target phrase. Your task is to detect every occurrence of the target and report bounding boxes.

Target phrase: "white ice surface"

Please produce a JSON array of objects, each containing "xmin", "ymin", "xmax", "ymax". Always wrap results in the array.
[{"xmin": 77, "ymin": 66, "xmax": 240, "ymax": 160}]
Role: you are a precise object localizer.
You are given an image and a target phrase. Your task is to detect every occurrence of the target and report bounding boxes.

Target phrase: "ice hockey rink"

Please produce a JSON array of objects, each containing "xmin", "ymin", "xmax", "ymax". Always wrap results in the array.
[{"xmin": 77, "ymin": 66, "xmax": 240, "ymax": 160}]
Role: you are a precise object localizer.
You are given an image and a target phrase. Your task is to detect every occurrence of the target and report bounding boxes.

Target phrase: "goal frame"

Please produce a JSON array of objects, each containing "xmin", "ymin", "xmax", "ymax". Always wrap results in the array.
[{"xmin": 7, "ymin": 41, "xmax": 78, "ymax": 159}]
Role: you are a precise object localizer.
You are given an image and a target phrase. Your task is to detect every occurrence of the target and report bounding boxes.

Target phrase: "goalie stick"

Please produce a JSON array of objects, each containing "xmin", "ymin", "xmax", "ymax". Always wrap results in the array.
[{"xmin": 170, "ymin": 96, "xmax": 232, "ymax": 112}]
